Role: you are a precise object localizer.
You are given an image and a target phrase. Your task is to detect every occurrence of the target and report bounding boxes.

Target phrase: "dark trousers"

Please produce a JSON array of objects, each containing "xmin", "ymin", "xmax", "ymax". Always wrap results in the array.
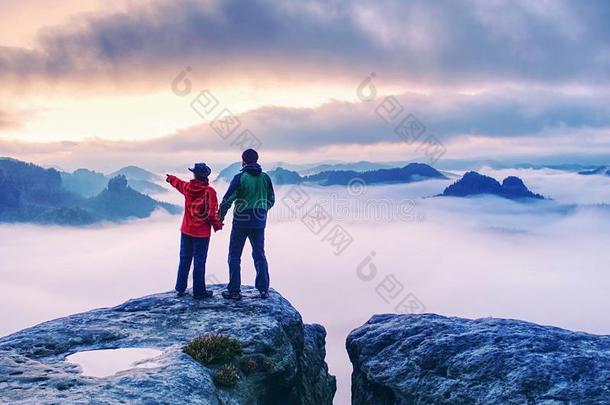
[
  {"xmin": 175, "ymin": 233, "xmax": 210, "ymax": 296},
  {"xmin": 227, "ymin": 227, "xmax": 269, "ymax": 293}
]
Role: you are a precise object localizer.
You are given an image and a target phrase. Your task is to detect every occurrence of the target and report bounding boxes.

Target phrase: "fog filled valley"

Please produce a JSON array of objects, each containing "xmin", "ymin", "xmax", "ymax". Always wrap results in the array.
[
  {"xmin": 1, "ymin": 165, "xmax": 609, "ymax": 403},
  {"xmin": 7, "ymin": 0, "xmax": 610, "ymax": 402}
]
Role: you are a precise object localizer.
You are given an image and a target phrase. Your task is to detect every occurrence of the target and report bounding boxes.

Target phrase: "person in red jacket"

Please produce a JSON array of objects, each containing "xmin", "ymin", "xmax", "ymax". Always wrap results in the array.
[{"xmin": 166, "ymin": 163, "xmax": 223, "ymax": 299}]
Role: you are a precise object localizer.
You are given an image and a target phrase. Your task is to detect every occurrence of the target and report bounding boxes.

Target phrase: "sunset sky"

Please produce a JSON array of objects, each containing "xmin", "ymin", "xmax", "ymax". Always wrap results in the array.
[{"xmin": 1, "ymin": 0, "xmax": 610, "ymax": 171}]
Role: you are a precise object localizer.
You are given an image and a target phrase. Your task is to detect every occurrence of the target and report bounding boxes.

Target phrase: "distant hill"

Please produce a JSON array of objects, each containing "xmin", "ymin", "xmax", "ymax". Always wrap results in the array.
[
  {"xmin": 433, "ymin": 159, "xmax": 600, "ymax": 172},
  {"xmin": 60, "ymin": 169, "xmax": 108, "ymax": 197},
  {"xmin": 304, "ymin": 163, "xmax": 447, "ymax": 186},
  {"xmin": 0, "ymin": 158, "xmax": 89, "ymax": 225},
  {"xmin": 215, "ymin": 163, "xmax": 304, "ymax": 185},
  {"xmin": 110, "ymin": 165, "xmax": 160, "ymax": 181},
  {"xmin": 439, "ymin": 171, "xmax": 544, "ymax": 200},
  {"xmin": 214, "ymin": 162, "xmax": 446, "ymax": 186},
  {"xmin": 214, "ymin": 162, "xmax": 242, "ymax": 183},
  {"xmin": 125, "ymin": 179, "xmax": 166, "ymax": 194},
  {"xmin": 578, "ymin": 166, "xmax": 610, "ymax": 176},
  {"xmin": 299, "ymin": 161, "xmax": 394, "ymax": 176},
  {"xmin": 61, "ymin": 166, "xmax": 165, "ymax": 196},
  {"xmin": 516, "ymin": 163, "xmax": 598, "ymax": 172},
  {"xmin": 85, "ymin": 175, "xmax": 180, "ymax": 220},
  {"xmin": 268, "ymin": 167, "xmax": 303, "ymax": 185},
  {"xmin": 0, "ymin": 158, "xmax": 179, "ymax": 225},
  {"xmin": 215, "ymin": 160, "xmax": 418, "ymax": 181}
]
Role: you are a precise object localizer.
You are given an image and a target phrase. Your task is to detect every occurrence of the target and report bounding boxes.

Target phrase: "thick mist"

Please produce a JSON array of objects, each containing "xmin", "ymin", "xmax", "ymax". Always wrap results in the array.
[{"xmin": 1, "ymin": 168, "xmax": 609, "ymax": 403}]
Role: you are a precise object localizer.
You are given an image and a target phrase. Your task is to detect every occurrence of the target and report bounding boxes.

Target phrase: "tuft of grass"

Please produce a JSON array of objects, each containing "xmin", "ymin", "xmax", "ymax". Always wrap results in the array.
[
  {"xmin": 213, "ymin": 364, "xmax": 239, "ymax": 388},
  {"xmin": 238, "ymin": 355, "xmax": 275, "ymax": 375},
  {"xmin": 183, "ymin": 334, "xmax": 243, "ymax": 365}
]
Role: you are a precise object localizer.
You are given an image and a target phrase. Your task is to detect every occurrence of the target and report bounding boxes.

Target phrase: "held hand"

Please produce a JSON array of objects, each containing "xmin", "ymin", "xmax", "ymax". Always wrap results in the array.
[{"xmin": 166, "ymin": 174, "xmax": 172, "ymax": 183}]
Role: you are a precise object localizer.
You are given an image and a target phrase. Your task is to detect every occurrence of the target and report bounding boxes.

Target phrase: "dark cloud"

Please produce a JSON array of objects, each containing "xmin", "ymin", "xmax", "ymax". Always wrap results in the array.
[
  {"xmin": 147, "ymin": 88, "xmax": 610, "ymax": 152},
  {"xmin": 1, "ymin": 0, "xmax": 610, "ymax": 86},
  {"xmin": 3, "ymin": 86, "xmax": 610, "ymax": 169}
]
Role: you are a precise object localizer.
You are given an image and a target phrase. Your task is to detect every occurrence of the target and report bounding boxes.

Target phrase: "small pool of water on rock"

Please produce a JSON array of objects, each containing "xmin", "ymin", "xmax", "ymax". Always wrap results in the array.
[{"xmin": 65, "ymin": 348, "xmax": 163, "ymax": 377}]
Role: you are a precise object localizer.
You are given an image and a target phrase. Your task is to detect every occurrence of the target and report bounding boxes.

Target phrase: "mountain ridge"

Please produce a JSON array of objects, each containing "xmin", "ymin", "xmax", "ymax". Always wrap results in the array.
[
  {"xmin": 61, "ymin": 166, "xmax": 165, "ymax": 197},
  {"xmin": 215, "ymin": 162, "xmax": 447, "ymax": 186},
  {"xmin": 439, "ymin": 171, "xmax": 544, "ymax": 200},
  {"xmin": 0, "ymin": 158, "xmax": 179, "ymax": 225}
]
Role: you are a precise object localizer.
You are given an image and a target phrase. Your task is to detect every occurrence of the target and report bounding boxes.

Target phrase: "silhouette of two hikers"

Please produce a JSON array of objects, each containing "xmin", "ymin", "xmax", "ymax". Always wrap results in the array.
[{"xmin": 166, "ymin": 148, "xmax": 275, "ymax": 300}]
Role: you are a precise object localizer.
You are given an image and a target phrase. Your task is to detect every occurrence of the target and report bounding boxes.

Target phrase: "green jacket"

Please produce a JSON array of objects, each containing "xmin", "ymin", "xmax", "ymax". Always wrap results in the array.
[{"xmin": 219, "ymin": 163, "xmax": 275, "ymax": 228}]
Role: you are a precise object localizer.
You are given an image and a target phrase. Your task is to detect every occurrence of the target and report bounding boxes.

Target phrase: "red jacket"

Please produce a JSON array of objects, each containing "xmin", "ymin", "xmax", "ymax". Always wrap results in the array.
[{"xmin": 167, "ymin": 175, "xmax": 223, "ymax": 237}]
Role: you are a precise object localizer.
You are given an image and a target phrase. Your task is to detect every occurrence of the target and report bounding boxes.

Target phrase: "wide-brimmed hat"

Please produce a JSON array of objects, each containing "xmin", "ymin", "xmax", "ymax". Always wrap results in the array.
[{"xmin": 188, "ymin": 163, "xmax": 211, "ymax": 177}]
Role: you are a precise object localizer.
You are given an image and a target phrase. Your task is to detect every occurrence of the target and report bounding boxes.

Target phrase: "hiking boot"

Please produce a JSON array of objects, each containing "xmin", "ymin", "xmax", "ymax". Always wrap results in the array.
[
  {"xmin": 176, "ymin": 291, "xmax": 187, "ymax": 297},
  {"xmin": 193, "ymin": 291, "xmax": 214, "ymax": 300},
  {"xmin": 222, "ymin": 291, "xmax": 242, "ymax": 301},
  {"xmin": 259, "ymin": 291, "xmax": 269, "ymax": 299}
]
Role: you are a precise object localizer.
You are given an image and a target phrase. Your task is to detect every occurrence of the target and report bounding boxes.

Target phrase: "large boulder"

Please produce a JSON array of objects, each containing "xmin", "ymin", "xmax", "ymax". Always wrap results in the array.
[
  {"xmin": 0, "ymin": 287, "xmax": 336, "ymax": 404},
  {"xmin": 347, "ymin": 313, "xmax": 610, "ymax": 404}
]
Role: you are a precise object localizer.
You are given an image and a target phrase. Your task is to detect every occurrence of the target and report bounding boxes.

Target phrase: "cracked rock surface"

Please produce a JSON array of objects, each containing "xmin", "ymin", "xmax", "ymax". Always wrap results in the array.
[
  {"xmin": 347, "ymin": 313, "xmax": 610, "ymax": 404},
  {"xmin": 0, "ymin": 286, "xmax": 336, "ymax": 404}
]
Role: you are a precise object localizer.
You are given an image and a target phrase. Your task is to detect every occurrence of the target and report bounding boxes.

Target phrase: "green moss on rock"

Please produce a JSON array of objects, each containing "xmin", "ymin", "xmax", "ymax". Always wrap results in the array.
[{"xmin": 183, "ymin": 334, "xmax": 243, "ymax": 366}]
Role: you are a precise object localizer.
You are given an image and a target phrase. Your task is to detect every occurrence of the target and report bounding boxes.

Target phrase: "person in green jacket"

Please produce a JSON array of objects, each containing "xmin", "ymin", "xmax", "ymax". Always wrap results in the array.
[{"xmin": 219, "ymin": 149, "xmax": 275, "ymax": 300}]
